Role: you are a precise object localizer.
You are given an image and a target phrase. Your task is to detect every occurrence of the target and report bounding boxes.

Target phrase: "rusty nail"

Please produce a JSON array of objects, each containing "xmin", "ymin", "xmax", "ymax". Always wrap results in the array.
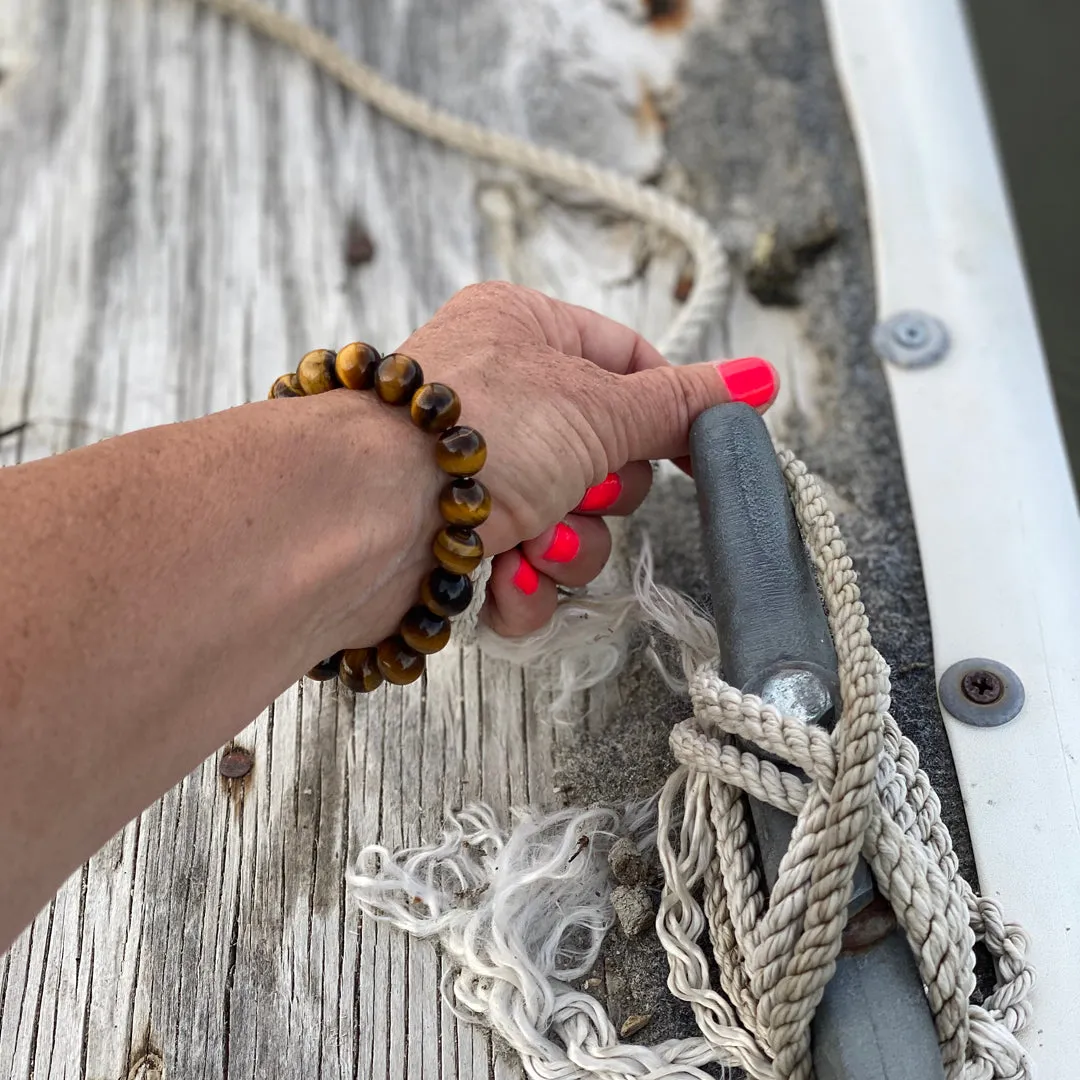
[
  {"xmin": 960, "ymin": 669, "xmax": 1004, "ymax": 705},
  {"xmin": 673, "ymin": 267, "xmax": 694, "ymax": 303},
  {"xmin": 568, "ymin": 836, "xmax": 589, "ymax": 864},
  {"xmin": 646, "ymin": 0, "xmax": 688, "ymax": 31},
  {"xmin": 343, "ymin": 218, "xmax": 375, "ymax": 267},
  {"xmin": 219, "ymin": 747, "xmax": 254, "ymax": 779}
]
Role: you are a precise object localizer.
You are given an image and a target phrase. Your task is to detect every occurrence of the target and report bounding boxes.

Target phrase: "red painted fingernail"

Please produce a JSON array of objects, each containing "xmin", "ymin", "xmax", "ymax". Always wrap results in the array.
[
  {"xmin": 716, "ymin": 357, "xmax": 776, "ymax": 408},
  {"xmin": 511, "ymin": 554, "xmax": 540, "ymax": 596},
  {"xmin": 542, "ymin": 522, "xmax": 580, "ymax": 563},
  {"xmin": 575, "ymin": 472, "xmax": 622, "ymax": 513}
]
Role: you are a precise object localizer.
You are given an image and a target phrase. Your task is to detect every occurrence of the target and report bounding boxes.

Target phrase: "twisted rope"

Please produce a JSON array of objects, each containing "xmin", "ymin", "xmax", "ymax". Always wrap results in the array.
[
  {"xmin": 185, "ymin": 0, "xmax": 728, "ymax": 369},
  {"xmin": 351, "ymin": 454, "xmax": 1034, "ymax": 1080},
  {"xmin": 177, "ymin": 2, "xmax": 1034, "ymax": 1076},
  {"xmin": 657, "ymin": 454, "xmax": 1033, "ymax": 1080}
]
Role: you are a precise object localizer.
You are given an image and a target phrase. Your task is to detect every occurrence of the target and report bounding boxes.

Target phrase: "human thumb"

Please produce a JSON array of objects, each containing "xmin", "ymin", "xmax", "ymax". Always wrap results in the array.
[{"xmin": 606, "ymin": 356, "xmax": 779, "ymax": 464}]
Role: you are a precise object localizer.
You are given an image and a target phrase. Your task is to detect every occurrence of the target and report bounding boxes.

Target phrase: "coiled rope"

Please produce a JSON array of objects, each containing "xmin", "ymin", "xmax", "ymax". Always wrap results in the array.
[
  {"xmin": 351, "ymin": 457, "xmax": 1033, "ymax": 1079},
  {"xmin": 654, "ymin": 453, "xmax": 1033, "ymax": 1080},
  {"xmin": 180, "ymin": 2, "xmax": 1034, "ymax": 1077}
]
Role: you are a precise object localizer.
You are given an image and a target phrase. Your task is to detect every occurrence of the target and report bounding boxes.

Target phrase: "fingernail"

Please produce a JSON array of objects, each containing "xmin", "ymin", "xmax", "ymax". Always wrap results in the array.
[
  {"xmin": 575, "ymin": 472, "xmax": 622, "ymax": 513},
  {"xmin": 717, "ymin": 357, "xmax": 776, "ymax": 408},
  {"xmin": 542, "ymin": 522, "xmax": 580, "ymax": 563},
  {"xmin": 512, "ymin": 553, "xmax": 540, "ymax": 595}
]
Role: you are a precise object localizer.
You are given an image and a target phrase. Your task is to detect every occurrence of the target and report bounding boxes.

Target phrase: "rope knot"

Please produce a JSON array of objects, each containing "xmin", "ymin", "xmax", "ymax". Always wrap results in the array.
[{"xmin": 656, "ymin": 454, "xmax": 1034, "ymax": 1080}]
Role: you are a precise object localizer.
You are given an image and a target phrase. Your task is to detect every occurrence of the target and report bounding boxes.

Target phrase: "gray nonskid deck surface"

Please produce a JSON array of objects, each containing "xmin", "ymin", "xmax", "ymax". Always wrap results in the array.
[{"xmin": 0, "ymin": 0, "xmax": 971, "ymax": 1076}]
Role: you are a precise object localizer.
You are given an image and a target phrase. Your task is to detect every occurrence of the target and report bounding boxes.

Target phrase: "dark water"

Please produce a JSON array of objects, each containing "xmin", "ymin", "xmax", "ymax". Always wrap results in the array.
[{"xmin": 964, "ymin": 0, "xmax": 1080, "ymax": 490}]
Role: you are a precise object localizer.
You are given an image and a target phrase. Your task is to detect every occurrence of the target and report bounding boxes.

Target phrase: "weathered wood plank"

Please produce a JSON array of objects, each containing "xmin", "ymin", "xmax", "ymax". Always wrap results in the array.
[{"xmin": 0, "ymin": 1, "xmax": 756, "ymax": 1077}]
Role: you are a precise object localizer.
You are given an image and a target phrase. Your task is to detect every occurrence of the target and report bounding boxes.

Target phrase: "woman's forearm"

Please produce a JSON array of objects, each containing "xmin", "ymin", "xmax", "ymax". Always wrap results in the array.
[
  {"xmin": 0, "ymin": 282, "xmax": 775, "ymax": 953},
  {"xmin": 0, "ymin": 390, "xmax": 438, "ymax": 947}
]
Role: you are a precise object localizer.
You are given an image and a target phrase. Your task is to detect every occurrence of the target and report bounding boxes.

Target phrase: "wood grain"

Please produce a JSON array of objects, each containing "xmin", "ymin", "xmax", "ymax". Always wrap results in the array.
[{"xmin": 0, "ymin": 1, "xmax": 819, "ymax": 1077}]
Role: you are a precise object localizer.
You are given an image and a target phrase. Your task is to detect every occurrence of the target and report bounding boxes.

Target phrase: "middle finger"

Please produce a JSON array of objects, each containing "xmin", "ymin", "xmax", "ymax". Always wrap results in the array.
[{"xmin": 573, "ymin": 459, "xmax": 653, "ymax": 517}]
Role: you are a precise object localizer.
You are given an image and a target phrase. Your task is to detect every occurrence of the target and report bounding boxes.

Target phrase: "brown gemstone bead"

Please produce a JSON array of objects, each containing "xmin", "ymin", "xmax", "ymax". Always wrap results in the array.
[
  {"xmin": 436, "ymin": 426, "xmax": 487, "ymax": 477},
  {"xmin": 297, "ymin": 349, "xmax": 340, "ymax": 395},
  {"xmin": 433, "ymin": 526, "xmax": 484, "ymax": 575},
  {"xmin": 376, "ymin": 636, "xmax": 426, "ymax": 685},
  {"xmin": 439, "ymin": 478, "xmax": 492, "ymax": 527},
  {"xmin": 335, "ymin": 342, "xmax": 381, "ymax": 391},
  {"xmin": 307, "ymin": 650, "xmax": 344, "ymax": 681},
  {"xmin": 420, "ymin": 567, "xmax": 474, "ymax": 617},
  {"xmin": 268, "ymin": 372, "xmax": 304, "ymax": 399},
  {"xmin": 339, "ymin": 647, "xmax": 384, "ymax": 693},
  {"xmin": 400, "ymin": 605, "xmax": 452, "ymax": 655},
  {"xmin": 410, "ymin": 382, "xmax": 461, "ymax": 433},
  {"xmin": 374, "ymin": 353, "xmax": 424, "ymax": 405}
]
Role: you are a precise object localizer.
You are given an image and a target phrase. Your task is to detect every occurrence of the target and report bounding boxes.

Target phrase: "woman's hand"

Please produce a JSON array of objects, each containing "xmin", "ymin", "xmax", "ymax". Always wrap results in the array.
[{"xmin": 395, "ymin": 282, "xmax": 779, "ymax": 637}]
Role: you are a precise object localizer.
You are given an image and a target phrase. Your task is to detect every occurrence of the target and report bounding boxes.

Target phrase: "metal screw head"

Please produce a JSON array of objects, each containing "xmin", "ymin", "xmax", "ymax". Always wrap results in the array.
[
  {"xmin": 939, "ymin": 658, "xmax": 1024, "ymax": 727},
  {"xmin": 219, "ymin": 747, "xmax": 254, "ymax": 779},
  {"xmin": 892, "ymin": 317, "xmax": 930, "ymax": 349},
  {"xmin": 872, "ymin": 311, "xmax": 950, "ymax": 368},
  {"xmin": 961, "ymin": 669, "xmax": 1004, "ymax": 705}
]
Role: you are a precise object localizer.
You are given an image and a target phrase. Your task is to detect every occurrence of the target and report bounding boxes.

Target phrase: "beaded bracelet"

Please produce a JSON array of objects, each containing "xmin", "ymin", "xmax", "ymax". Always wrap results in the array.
[{"xmin": 268, "ymin": 344, "xmax": 490, "ymax": 693}]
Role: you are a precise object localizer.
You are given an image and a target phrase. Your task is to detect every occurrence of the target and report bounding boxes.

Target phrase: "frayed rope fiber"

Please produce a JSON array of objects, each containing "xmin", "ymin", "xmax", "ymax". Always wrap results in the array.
[{"xmin": 351, "ymin": 453, "xmax": 1034, "ymax": 1080}]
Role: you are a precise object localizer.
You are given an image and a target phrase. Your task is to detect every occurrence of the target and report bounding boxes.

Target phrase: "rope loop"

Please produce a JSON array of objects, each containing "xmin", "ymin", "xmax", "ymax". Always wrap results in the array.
[{"xmin": 659, "ymin": 455, "xmax": 1033, "ymax": 1080}]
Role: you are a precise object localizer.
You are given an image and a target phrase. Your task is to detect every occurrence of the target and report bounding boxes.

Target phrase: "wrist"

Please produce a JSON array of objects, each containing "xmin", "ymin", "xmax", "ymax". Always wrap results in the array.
[
  {"xmin": 268, "ymin": 343, "xmax": 492, "ymax": 689},
  {"xmin": 283, "ymin": 390, "xmax": 443, "ymax": 657}
]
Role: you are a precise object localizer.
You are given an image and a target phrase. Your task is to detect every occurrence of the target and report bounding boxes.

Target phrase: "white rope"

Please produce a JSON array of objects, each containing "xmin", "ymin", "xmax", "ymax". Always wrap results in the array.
[
  {"xmin": 654, "ymin": 454, "xmax": 1033, "ymax": 1080},
  {"xmin": 353, "ymin": 458, "xmax": 1034, "ymax": 1080},
  {"xmin": 185, "ymin": 0, "xmax": 728, "ymax": 370},
  {"xmin": 178, "ymin": 3, "xmax": 1034, "ymax": 1077}
]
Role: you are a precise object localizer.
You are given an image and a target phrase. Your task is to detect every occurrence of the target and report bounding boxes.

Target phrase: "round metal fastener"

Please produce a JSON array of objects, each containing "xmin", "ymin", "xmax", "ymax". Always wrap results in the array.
[
  {"xmin": 872, "ymin": 311, "xmax": 950, "ymax": 368},
  {"xmin": 219, "ymin": 746, "xmax": 254, "ymax": 779},
  {"xmin": 938, "ymin": 658, "xmax": 1024, "ymax": 727},
  {"xmin": 961, "ymin": 669, "xmax": 1003, "ymax": 704}
]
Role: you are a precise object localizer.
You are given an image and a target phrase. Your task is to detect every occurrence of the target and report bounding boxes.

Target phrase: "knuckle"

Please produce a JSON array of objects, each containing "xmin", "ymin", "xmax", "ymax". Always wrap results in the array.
[
  {"xmin": 453, "ymin": 280, "xmax": 518, "ymax": 310},
  {"xmin": 637, "ymin": 367, "xmax": 691, "ymax": 436},
  {"xmin": 444, "ymin": 281, "xmax": 544, "ymax": 343},
  {"xmin": 663, "ymin": 366, "xmax": 705, "ymax": 430},
  {"xmin": 570, "ymin": 366, "xmax": 626, "ymax": 467}
]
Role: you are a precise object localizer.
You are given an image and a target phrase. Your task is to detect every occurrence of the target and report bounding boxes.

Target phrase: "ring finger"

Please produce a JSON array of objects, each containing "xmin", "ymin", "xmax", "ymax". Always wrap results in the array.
[{"xmin": 520, "ymin": 514, "xmax": 611, "ymax": 588}]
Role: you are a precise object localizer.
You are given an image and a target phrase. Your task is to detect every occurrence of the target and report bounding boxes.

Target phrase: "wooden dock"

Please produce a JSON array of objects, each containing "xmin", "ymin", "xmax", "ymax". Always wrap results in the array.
[{"xmin": 0, "ymin": 1, "xmax": 972, "ymax": 1077}]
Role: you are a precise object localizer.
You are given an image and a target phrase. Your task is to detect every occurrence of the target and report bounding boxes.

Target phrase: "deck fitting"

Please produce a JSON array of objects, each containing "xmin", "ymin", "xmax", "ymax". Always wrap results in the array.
[
  {"xmin": 872, "ymin": 310, "xmax": 950, "ymax": 367},
  {"xmin": 939, "ymin": 658, "xmax": 1025, "ymax": 727}
]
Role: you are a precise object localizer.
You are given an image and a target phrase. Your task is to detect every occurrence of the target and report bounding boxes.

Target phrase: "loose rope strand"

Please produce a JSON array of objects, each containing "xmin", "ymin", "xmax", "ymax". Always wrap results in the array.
[{"xmin": 187, "ymin": 0, "xmax": 728, "ymax": 368}]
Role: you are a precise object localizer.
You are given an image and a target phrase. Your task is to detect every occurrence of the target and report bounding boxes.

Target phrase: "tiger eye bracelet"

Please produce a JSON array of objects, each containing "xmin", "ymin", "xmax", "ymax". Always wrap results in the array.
[{"xmin": 268, "ymin": 344, "xmax": 489, "ymax": 692}]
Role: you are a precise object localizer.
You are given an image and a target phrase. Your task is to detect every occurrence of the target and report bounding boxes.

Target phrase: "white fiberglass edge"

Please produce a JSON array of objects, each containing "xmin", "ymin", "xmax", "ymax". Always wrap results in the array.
[{"xmin": 821, "ymin": 0, "xmax": 1080, "ymax": 1069}]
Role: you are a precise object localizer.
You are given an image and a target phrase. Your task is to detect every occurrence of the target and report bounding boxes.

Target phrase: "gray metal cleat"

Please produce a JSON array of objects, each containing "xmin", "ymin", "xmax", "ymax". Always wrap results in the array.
[{"xmin": 689, "ymin": 402, "xmax": 943, "ymax": 1080}]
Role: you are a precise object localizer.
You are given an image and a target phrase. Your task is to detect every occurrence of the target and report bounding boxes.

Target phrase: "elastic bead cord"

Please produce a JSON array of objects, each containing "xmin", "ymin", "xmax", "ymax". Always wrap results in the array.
[{"xmin": 268, "ymin": 344, "xmax": 491, "ymax": 690}]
